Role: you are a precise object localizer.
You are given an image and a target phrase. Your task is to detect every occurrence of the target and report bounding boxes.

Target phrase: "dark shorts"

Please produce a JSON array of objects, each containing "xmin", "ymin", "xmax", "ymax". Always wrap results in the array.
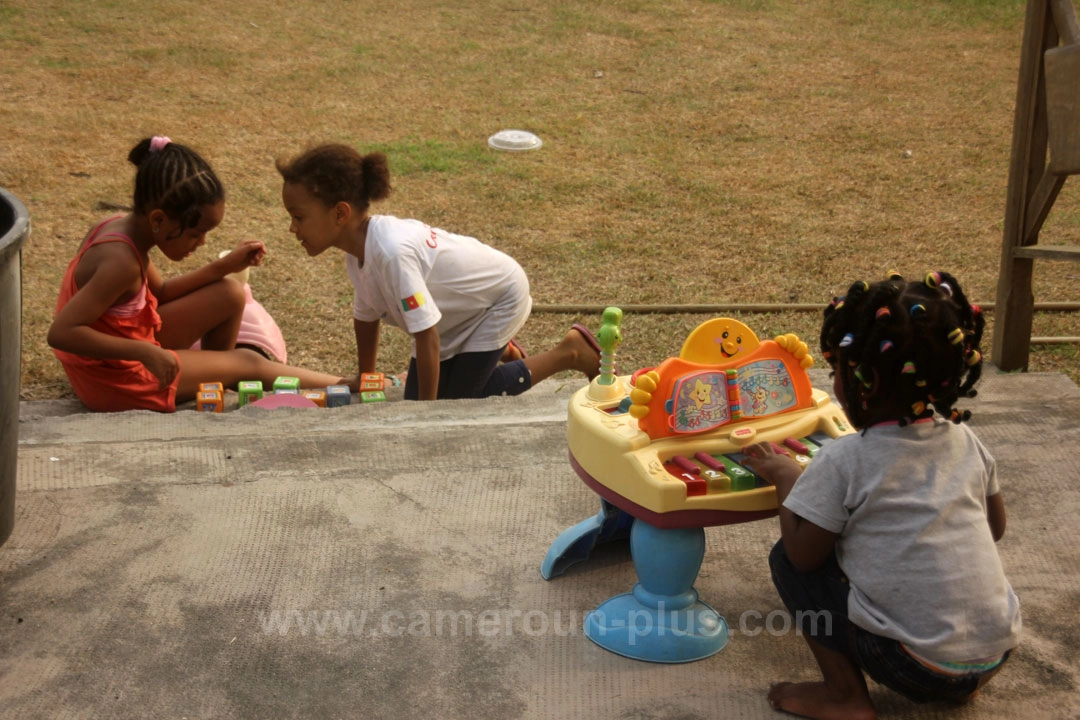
[
  {"xmin": 403, "ymin": 349, "xmax": 531, "ymax": 400},
  {"xmin": 769, "ymin": 539, "xmax": 1009, "ymax": 704}
]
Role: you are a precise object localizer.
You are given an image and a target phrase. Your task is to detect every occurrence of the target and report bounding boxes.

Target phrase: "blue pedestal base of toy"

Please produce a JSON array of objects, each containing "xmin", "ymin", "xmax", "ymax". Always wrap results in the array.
[
  {"xmin": 582, "ymin": 519, "xmax": 729, "ymax": 663},
  {"xmin": 540, "ymin": 499, "xmax": 633, "ymax": 580}
]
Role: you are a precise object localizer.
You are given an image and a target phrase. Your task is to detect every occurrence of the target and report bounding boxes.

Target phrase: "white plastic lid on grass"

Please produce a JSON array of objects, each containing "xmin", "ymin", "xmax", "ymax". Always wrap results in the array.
[{"xmin": 488, "ymin": 130, "xmax": 542, "ymax": 151}]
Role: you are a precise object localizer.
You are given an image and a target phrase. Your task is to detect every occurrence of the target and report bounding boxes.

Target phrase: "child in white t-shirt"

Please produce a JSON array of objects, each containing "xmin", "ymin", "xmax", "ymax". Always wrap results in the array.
[
  {"xmin": 276, "ymin": 143, "xmax": 602, "ymax": 400},
  {"xmin": 742, "ymin": 271, "xmax": 1019, "ymax": 718}
]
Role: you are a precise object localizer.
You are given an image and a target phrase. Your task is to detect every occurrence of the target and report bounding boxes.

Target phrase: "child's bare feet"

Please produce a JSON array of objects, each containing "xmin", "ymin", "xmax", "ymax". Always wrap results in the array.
[
  {"xmin": 564, "ymin": 326, "xmax": 601, "ymax": 379},
  {"xmin": 519, "ymin": 325, "xmax": 602, "ymax": 386},
  {"xmin": 767, "ymin": 681, "xmax": 876, "ymax": 720}
]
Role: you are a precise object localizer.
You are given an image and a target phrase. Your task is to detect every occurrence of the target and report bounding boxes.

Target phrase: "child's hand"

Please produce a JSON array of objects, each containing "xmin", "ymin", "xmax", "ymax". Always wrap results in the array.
[
  {"xmin": 741, "ymin": 441, "xmax": 802, "ymax": 491},
  {"xmin": 140, "ymin": 345, "xmax": 180, "ymax": 390},
  {"xmin": 220, "ymin": 240, "xmax": 267, "ymax": 274}
]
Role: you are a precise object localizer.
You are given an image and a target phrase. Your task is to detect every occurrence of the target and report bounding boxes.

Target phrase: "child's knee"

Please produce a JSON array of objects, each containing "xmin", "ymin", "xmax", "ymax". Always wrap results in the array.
[
  {"xmin": 231, "ymin": 347, "xmax": 271, "ymax": 377},
  {"xmin": 769, "ymin": 538, "xmax": 792, "ymax": 573},
  {"xmin": 218, "ymin": 276, "xmax": 247, "ymax": 312}
]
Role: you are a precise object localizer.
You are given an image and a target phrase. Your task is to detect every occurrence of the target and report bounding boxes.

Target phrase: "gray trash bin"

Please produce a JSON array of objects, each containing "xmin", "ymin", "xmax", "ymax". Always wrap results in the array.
[{"xmin": 0, "ymin": 188, "xmax": 29, "ymax": 548}]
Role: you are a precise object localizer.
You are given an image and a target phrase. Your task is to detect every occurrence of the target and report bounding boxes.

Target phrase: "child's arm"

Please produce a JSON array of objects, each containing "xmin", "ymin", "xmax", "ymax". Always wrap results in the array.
[
  {"xmin": 48, "ymin": 250, "xmax": 179, "ymax": 388},
  {"xmin": 987, "ymin": 492, "xmax": 1006, "ymax": 541},
  {"xmin": 353, "ymin": 318, "xmax": 380, "ymax": 375},
  {"xmin": 150, "ymin": 240, "xmax": 266, "ymax": 304},
  {"xmin": 413, "ymin": 326, "xmax": 441, "ymax": 401},
  {"xmin": 742, "ymin": 441, "xmax": 839, "ymax": 572}
]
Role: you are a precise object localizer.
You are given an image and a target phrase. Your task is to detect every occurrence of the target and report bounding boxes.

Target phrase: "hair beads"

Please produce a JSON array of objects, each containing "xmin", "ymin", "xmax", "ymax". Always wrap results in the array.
[{"xmin": 821, "ymin": 270, "xmax": 984, "ymax": 429}]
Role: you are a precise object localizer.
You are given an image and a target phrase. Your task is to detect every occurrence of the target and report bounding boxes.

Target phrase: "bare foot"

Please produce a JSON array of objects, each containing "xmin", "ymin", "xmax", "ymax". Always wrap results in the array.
[
  {"xmin": 767, "ymin": 681, "xmax": 876, "ymax": 720},
  {"xmin": 564, "ymin": 327, "xmax": 601, "ymax": 380}
]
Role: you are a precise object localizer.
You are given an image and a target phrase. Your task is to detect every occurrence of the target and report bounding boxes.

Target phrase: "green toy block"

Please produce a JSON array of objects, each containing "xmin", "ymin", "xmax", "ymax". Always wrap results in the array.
[
  {"xmin": 361, "ymin": 390, "xmax": 386, "ymax": 403},
  {"xmin": 237, "ymin": 380, "xmax": 264, "ymax": 407},
  {"xmin": 273, "ymin": 376, "xmax": 301, "ymax": 392}
]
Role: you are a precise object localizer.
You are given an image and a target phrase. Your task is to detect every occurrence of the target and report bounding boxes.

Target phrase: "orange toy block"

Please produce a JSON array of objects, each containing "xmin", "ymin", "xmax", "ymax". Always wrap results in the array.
[
  {"xmin": 303, "ymin": 390, "xmax": 327, "ymax": 407},
  {"xmin": 360, "ymin": 372, "xmax": 385, "ymax": 390},
  {"xmin": 196, "ymin": 390, "xmax": 224, "ymax": 413}
]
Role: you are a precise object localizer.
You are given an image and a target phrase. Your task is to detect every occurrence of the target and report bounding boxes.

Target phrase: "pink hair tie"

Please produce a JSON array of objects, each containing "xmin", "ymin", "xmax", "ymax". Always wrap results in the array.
[{"xmin": 150, "ymin": 135, "xmax": 172, "ymax": 152}]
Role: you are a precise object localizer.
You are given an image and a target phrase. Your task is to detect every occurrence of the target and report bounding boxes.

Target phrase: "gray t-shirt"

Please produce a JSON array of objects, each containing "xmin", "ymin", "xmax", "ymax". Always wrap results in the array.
[{"xmin": 784, "ymin": 419, "xmax": 1021, "ymax": 662}]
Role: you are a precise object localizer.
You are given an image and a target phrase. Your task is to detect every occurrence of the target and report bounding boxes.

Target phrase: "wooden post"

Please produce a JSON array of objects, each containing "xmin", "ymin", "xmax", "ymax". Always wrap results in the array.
[{"xmin": 993, "ymin": 0, "xmax": 1066, "ymax": 370}]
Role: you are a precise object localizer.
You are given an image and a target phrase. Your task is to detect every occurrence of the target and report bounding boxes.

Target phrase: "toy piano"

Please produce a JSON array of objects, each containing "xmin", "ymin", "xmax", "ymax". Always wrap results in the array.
[
  {"xmin": 542, "ymin": 310, "xmax": 854, "ymax": 663},
  {"xmin": 568, "ymin": 316, "xmax": 851, "ymax": 529}
]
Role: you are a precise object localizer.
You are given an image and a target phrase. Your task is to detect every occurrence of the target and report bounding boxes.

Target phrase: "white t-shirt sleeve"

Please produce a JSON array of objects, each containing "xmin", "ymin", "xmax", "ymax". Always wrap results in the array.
[
  {"xmin": 982, "ymin": 439, "xmax": 1000, "ymax": 496},
  {"xmin": 379, "ymin": 249, "xmax": 441, "ymax": 335}
]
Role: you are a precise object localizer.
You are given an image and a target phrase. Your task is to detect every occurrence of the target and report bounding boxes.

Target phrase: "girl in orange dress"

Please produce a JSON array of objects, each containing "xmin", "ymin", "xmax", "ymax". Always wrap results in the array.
[{"xmin": 48, "ymin": 136, "xmax": 347, "ymax": 412}]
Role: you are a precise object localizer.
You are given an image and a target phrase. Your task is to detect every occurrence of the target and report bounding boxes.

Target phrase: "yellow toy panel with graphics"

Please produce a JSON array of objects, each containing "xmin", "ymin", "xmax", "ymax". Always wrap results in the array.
[{"xmin": 567, "ymin": 316, "xmax": 852, "ymax": 529}]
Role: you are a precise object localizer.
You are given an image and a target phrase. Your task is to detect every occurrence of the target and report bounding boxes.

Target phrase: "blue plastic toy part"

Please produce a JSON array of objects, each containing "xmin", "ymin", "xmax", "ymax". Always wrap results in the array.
[
  {"xmin": 540, "ymin": 499, "xmax": 634, "ymax": 580},
  {"xmin": 583, "ymin": 520, "xmax": 729, "ymax": 663}
]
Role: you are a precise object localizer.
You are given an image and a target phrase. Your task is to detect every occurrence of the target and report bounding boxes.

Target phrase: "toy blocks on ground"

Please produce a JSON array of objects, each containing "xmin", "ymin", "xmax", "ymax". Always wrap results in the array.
[
  {"xmin": 303, "ymin": 390, "xmax": 327, "ymax": 407},
  {"xmin": 361, "ymin": 390, "xmax": 386, "ymax": 403},
  {"xmin": 237, "ymin": 380, "xmax": 264, "ymax": 407},
  {"xmin": 196, "ymin": 390, "xmax": 223, "ymax": 413},
  {"xmin": 327, "ymin": 385, "xmax": 351, "ymax": 407},
  {"xmin": 360, "ymin": 372, "xmax": 384, "ymax": 391},
  {"xmin": 273, "ymin": 376, "xmax": 300, "ymax": 393}
]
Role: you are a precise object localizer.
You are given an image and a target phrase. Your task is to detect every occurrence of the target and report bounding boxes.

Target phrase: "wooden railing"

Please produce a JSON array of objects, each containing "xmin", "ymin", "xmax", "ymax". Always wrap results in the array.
[{"xmin": 993, "ymin": 0, "xmax": 1080, "ymax": 370}]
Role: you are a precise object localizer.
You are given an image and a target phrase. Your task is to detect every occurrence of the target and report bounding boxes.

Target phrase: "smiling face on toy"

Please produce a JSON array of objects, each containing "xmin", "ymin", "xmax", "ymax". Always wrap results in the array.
[
  {"xmin": 679, "ymin": 317, "xmax": 763, "ymax": 364},
  {"xmin": 691, "ymin": 379, "xmax": 712, "ymax": 408},
  {"xmin": 713, "ymin": 319, "xmax": 760, "ymax": 359}
]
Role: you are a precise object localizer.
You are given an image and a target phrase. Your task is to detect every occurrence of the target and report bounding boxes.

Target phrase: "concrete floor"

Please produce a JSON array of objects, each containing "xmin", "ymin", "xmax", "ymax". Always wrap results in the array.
[{"xmin": 2, "ymin": 370, "xmax": 1079, "ymax": 719}]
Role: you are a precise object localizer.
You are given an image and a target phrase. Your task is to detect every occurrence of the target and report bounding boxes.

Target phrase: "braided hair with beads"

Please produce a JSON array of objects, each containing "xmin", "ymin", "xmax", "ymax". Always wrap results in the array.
[
  {"xmin": 820, "ymin": 271, "xmax": 985, "ymax": 429},
  {"xmin": 127, "ymin": 136, "xmax": 225, "ymax": 237}
]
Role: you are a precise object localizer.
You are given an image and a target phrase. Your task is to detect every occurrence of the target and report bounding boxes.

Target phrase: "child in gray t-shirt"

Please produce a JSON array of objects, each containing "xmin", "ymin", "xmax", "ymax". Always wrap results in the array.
[{"xmin": 743, "ymin": 271, "xmax": 1019, "ymax": 719}]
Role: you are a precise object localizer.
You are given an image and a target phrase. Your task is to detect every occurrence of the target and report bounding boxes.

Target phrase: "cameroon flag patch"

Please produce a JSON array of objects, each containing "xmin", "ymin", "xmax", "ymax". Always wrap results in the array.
[{"xmin": 400, "ymin": 292, "xmax": 426, "ymax": 312}]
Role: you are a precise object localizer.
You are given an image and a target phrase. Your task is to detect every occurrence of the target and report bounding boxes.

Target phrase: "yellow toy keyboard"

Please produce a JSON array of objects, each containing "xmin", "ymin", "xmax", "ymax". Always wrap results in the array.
[{"xmin": 567, "ymin": 317, "xmax": 853, "ymax": 529}]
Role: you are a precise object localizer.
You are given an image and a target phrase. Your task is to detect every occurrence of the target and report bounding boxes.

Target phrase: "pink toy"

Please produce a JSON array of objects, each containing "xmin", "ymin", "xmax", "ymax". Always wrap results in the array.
[{"xmin": 248, "ymin": 393, "xmax": 318, "ymax": 409}]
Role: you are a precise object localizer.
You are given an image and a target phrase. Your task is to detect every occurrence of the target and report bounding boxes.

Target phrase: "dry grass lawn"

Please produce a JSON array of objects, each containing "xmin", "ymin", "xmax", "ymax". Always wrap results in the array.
[{"xmin": 2, "ymin": 0, "xmax": 1078, "ymax": 401}]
